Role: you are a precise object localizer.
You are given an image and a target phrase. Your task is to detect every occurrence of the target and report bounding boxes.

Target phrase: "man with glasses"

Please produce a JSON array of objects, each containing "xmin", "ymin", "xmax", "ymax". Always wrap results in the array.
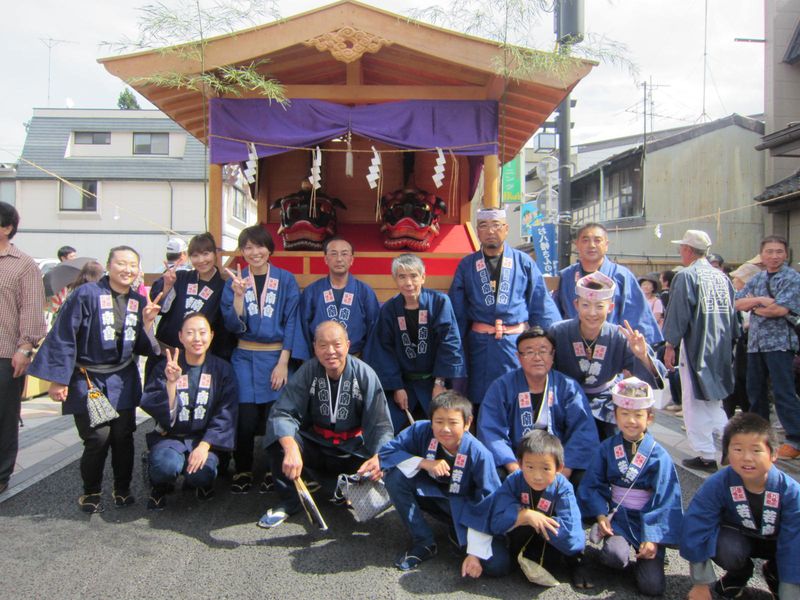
[
  {"xmin": 477, "ymin": 327, "xmax": 598, "ymax": 483},
  {"xmin": 449, "ymin": 209, "xmax": 561, "ymax": 407},
  {"xmin": 292, "ymin": 237, "xmax": 380, "ymax": 361}
]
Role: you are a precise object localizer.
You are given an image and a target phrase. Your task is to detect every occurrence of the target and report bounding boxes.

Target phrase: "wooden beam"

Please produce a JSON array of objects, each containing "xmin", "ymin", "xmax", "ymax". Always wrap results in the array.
[
  {"xmin": 208, "ymin": 164, "xmax": 223, "ymax": 245},
  {"xmin": 280, "ymin": 84, "xmax": 485, "ymax": 101},
  {"xmin": 346, "ymin": 59, "xmax": 363, "ymax": 85},
  {"xmin": 366, "ymin": 49, "xmax": 489, "ymax": 85},
  {"xmin": 484, "ymin": 155, "xmax": 499, "ymax": 209},
  {"xmin": 484, "ymin": 76, "xmax": 507, "ymax": 100}
]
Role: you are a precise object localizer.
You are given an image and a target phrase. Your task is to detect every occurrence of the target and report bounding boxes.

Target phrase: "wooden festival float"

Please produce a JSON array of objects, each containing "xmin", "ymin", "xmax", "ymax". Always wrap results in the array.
[{"xmin": 100, "ymin": 0, "xmax": 592, "ymax": 298}]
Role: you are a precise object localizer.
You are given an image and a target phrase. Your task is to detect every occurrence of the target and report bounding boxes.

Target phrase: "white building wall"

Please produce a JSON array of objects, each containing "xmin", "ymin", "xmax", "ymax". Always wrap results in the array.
[{"xmin": 14, "ymin": 179, "xmax": 209, "ymax": 272}]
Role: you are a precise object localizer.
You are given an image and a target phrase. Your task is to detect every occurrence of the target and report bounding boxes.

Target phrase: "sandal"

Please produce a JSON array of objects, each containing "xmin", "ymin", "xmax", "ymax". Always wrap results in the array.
[{"xmin": 78, "ymin": 493, "xmax": 105, "ymax": 514}]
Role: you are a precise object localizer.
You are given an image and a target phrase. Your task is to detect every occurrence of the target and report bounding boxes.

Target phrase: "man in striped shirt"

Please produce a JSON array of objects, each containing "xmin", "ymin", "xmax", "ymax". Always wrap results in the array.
[{"xmin": 0, "ymin": 202, "xmax": 46, "ymax": 494}]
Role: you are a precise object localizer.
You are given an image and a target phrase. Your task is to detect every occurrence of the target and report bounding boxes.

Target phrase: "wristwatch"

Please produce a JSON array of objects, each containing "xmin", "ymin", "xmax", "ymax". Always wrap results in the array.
[
  {"xmin": 434, "ymin": 377, "xmax": 446, "ymax": 387},
  {"xmin": 16, "ymin": 348, "xmax": 34, "ymax": 358}
]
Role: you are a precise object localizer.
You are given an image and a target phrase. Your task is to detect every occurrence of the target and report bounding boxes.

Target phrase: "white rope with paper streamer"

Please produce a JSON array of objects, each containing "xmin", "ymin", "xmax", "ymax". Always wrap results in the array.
[
  {"xmin": 307, "ymin": 146, "xmax": 322, "ymax": 218},
  {"xmin": 366, "ymin": 146, "xmax": 383, "ymax": 220},
  {"xmin": 432, "ymin": 147, "xmax": 446, "ymax": 188},
  {"xmin": 244, "ymin": 142, "xmax": 258, "ymax": 184}
]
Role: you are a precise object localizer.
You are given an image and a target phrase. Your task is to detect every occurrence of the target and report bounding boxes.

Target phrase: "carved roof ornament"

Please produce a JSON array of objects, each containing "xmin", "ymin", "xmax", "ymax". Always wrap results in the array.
[{"xmin": 304, "ymin": 27, "xmax": 392, "ymax": 63}]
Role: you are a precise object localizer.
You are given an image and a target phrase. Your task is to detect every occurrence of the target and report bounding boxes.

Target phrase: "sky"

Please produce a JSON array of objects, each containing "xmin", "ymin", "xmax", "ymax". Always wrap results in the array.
[{"xmin": 0, "ymin": 0, "xmax": 765, "ymax": 164}]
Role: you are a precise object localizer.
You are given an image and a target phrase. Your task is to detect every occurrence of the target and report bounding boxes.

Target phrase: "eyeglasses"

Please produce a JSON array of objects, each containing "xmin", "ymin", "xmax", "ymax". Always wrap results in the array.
[
  {"xmin": 326, "ymin": 251, "xmax": 352, "ymax": 258},
  {"xmin": 518, "ymin": 349, "xmax": 553, "ymax": 359},
  {"xmin": 477, "ymin": 222, "xmax": 506, "ymax": 232}
]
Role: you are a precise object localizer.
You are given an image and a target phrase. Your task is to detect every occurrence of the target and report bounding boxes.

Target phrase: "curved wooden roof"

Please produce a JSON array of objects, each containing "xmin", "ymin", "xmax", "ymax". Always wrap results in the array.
[{"xmin": 99, "ymin": 0, "xmax": 594, "ymax": 164}]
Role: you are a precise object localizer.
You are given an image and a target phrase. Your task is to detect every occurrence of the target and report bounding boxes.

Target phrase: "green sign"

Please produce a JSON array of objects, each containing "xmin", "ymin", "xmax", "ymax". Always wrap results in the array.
[{"xmin": 501, "ymin": 154, "xmax": 523, "ymax": 203}]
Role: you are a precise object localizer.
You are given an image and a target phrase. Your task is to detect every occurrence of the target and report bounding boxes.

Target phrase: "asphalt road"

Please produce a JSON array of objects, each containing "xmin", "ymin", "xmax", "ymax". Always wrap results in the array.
[{"xmin": 0, "ymin": 427, "xmax": 775, "ymax": 600}]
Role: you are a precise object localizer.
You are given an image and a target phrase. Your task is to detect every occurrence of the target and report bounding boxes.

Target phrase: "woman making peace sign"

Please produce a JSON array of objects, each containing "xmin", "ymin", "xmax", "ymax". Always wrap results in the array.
[
  {"xmin": 29, "ymin": 246, "xmax": 162, "ymax": 513},
  {"xmin": 221, "ymin": 226, "xmax": 300, "ymax": 494},
  {"xmin": 140, "ymin": 313, "xmax": 238, "ymax": 509}
]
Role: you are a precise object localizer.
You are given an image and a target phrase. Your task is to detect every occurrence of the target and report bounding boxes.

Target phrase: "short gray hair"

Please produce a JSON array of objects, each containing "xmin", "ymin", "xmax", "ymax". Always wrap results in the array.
[{"xmin": 391, "ymin": 253, "xmax": 425, "ymax": 278}]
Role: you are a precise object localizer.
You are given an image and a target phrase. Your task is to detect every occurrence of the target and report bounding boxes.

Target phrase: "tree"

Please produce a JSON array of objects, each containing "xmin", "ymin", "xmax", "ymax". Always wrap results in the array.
[{"xmin": 117, "ymin": 88, "xmax": 141, "ymax": 110}]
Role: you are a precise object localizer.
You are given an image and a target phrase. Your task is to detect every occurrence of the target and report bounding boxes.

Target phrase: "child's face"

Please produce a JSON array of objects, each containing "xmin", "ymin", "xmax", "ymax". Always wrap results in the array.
[
  {"xmin": 520, "ymin": 452, "xmax": 560, "ymax": 491},
  {"xmin": 615, "ymin": 407, "xmax": 653, "ymax": 441},
  {"xmin": 431, "ymin": 408, "xmax": 470, "ymax": 451},
  {"xmin": 574, "ymin": 297, "xmax": 613, "ymax": 330},
  {"xmin": 727, "ymin": 432, "xmax": 776, "ymax": 487}
]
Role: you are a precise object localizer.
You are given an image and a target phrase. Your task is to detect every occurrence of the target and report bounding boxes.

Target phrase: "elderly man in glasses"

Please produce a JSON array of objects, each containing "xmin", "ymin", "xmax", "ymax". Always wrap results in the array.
[
  {"xmin": 477, "ymin": 327, "xmax": 598, "ymax": 485},
  {"xmin": 449, "ymin": 209, "xmax": 561, "ymax": 409}
]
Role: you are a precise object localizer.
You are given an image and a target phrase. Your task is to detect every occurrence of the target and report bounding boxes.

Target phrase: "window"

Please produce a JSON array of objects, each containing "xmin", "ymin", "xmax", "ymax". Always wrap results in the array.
[
  {"xmin": 0, "ymin": 181, "xmax": 15, "ymax": 205},
  {"xmin": 60, "ymin": 180, "xmax": 97, "ymax": 212},
  {"xmin": 74, "ymin": 131, "xmax": 110, "ymax": 145},
  {"xmin": 133, "ymin": 132, "xmax": 169, "ymax": 155},
  {"xmin": 232, "ymin": 186, "xmax": 248, "ymax": 221}
]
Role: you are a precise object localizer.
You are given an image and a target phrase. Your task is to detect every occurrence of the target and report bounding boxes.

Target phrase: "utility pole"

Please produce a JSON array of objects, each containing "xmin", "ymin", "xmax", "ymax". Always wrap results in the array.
[
  {"xmin": 555, "ymin": 0, "xmax": 584, "ymax": 270},
  {"xmin": 40, "ymin": 37, "xmax": 77, "ymax": 107}
]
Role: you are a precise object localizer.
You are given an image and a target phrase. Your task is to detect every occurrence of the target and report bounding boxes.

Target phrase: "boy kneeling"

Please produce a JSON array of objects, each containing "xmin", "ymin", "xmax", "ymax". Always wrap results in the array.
[
  {"xmin": 681, "ymin": 413, "xmax": 800, "ymax": 599},
  {"xmin": 486, "ymin": 429, "xmax": 590, "ymax": 588},
  {"xmin": 379, "ymin": 391, "xmax": 510, "ymax": 577},
  {"xmin": 577, "ymin": 377, "xmax": 683, "ymax": 596}
]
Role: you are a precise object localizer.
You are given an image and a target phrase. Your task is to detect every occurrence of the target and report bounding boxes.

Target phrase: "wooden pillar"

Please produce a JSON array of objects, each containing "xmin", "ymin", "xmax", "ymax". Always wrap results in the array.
[
  {"xmin": 483, "ymin": 154, "xmax": 500, "ymax": 209},
  {"xmin": 208, "ymin": 163, "xmax": 223, "ymax": 246}
]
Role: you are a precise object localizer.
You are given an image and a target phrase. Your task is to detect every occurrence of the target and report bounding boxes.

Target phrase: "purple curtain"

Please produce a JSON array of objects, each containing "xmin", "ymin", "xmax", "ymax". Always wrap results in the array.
[{"xmin": 209, "ymin": 98, "xmax": 498, "ymax": 164}]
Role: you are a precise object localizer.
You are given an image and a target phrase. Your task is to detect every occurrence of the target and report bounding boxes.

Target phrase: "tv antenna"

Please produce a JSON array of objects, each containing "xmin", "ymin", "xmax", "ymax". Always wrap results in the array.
[{"xmin": 40, "ymin": 38, "xmax": 78, "ymax": 107}]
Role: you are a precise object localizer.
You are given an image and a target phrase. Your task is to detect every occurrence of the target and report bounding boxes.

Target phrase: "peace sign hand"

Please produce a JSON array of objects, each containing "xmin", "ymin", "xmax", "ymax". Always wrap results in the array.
[
  {"xmin": 224, "ymin": 264, "xmax": 248, "ymax": 298},
  {"xmin": 143, "ymin": 291, "xmax": 163, "ymax": 329},
  {"xmin": 162, "ymin": 261, "xmax": 177, "ymax": 292},
  {"xmin": 619, "ymin": 319, "xmax": 647, "ymax": 361},
  {"xmin": 164, "ymin": 348, "xmax": 182, "ymax": 383}
]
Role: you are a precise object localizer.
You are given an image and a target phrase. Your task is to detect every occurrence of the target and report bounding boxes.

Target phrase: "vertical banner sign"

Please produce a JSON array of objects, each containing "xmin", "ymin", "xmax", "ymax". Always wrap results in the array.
[
  {"xmin": 532, "ymin": 223, "xmax": 559, "ymax": 276},
  {"xmin": 501, "ymin": 154, "xmax": 523, "ymax": 203}
]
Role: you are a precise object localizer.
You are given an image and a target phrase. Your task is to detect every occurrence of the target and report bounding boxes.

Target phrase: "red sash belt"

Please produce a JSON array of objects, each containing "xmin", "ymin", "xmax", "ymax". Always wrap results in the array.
[{"xmin": 312, "ymin": 425, "xmax": 363, "ymax": 445}]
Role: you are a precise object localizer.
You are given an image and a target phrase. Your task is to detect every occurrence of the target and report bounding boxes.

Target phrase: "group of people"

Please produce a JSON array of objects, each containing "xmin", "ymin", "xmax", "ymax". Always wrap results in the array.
[{"xmin": 2, "ymin": 196, "xmax": 800, "ymax": 597}]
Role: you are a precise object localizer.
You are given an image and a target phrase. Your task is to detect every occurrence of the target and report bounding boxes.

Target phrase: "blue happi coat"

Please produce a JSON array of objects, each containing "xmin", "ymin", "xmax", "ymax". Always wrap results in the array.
[
  {"xmin": 379, "ymin": 422, "xmax": 499, "ymax": 546},
  {"xmin": 141, "ymin": 353, "xmax": 239, "ymax": 453},
  {"xmin": 555, "ymin": 259, "xmax": 663, "ymax": 346},
  {"xmin": 681, "ymin": 465, "xmax": 800, "ymax": 585},
  {"xmin": 364, "ymin": 288, "xmax": 466, "ymax": 428},
  {"xmin": 28, "ymin": 276, "xmax": 158, "ymax": 414},
  {"xmin": 486, "ymin": 471, "xmax": 584, "ymax": 556},
  {"xmin": 578, "ymin": 432, "xmax": 683, "ymax": 547},
  {"xmin": 449, "ymin": 243, "xmax": 561, "ymax": 404},
  {"xmin": 150, "ymin": 269, "xmax": 232, "ymax": 359},
  {"xmin": 551, "ymin": 319, "xmax": 666, "ymax": 424},
  {"xmin": 292, "ymin": 275, "xmax": 380, "ymax": 360},
  {"xmin": 477, "ymin": 368, "xmax": 598, "ymax": 471},
  {"xmin": 220, "ymin": 263, "xmax": 299, "ymax": 404}
]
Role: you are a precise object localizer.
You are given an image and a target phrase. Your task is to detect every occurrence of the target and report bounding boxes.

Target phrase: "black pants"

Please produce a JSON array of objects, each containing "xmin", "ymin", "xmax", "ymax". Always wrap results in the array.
[
  {"xmin": 74, "ymin": 409, "xmax": 136, "ymax": 495},
  {"xmin": 233, "ymin": 403, "xmax": 270, "ymax": 475},
  {"xmin": 269, "ymin": 434, "xmax": 363, "ymax": 512},
  {"xmin": 0, "ymin": 358, "xmax": 24, "ymax": 485}
]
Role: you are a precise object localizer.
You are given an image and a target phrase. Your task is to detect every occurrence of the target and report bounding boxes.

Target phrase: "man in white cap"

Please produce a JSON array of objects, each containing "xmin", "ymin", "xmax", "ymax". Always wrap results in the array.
[
  {"xmin": 165, "ymin": 237, "xmax": 190, "ymax": 271},
  {"xmin": 449, "ymin": 208, "xmax": 561, "ymax": 407},
  {"xmin": 662, "ymin": 229, "xmax": 737, "ymax": 473},
  {"xmin": 554, "ymin": 223, "xmax": 662, "ymax": 346}
]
